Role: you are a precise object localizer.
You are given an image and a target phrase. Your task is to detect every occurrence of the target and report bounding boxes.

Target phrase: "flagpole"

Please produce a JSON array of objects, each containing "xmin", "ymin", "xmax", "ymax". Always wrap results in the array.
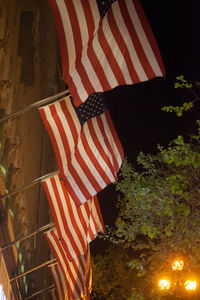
[
  {"xmin": 1, "ymin": 222, "xmax": 55, "ymax": 251},
  {"xmin": 0, "ymin": 170, "xmax": 58, "ymax": 201},
  {"xmin": 10, "ymin": 258, "xmax": 57, "ymax": 283},
  {"xmin": 0, "ymin": 90, "xmax": 69, "ymax": 123},
  {"xmin": 23, "ymin": 284, "xmax": 54, "ymax": 300}
]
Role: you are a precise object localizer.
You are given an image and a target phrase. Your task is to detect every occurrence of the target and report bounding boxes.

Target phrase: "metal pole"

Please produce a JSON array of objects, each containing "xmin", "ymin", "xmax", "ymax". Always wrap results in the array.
[
  {"xmin": 0, "ymin": 170, "xmax": 57, "ymax": 201},
  {"xmin": 10, "ymin": 258, "xmax": 57, "ymax": 283},
  {"xmin": 1, "ymin": 222, "xmax": 55, "ymax": 251},
  {"xmin": 0, "ymin": 89, "xmax": 69, "ymax": 123},
  {"xmin": 56, "ymin": 62, "xmax": 64, "ymax": 82},
  {"xmin": 23, "ymin": 284, "xmax": 54, "ymax": 300}
]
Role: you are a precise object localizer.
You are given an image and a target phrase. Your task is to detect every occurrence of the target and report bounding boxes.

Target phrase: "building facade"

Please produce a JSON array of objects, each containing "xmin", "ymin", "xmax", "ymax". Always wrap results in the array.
[{"xmin": 0, "ymin": 0, "xmax": 64, "ymax": 298}]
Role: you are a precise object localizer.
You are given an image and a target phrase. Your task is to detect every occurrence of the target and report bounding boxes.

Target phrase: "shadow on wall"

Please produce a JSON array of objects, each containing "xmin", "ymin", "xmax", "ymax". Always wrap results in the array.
[{"xmin": 18, "ymin": 11, "xmax": 34, "ymax": 86}]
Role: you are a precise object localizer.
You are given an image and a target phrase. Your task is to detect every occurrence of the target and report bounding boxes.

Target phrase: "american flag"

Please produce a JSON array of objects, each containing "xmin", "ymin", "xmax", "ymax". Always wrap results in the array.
[
  {"xmin": 47, "ymin": 0, "xmax": 165, "ymax": 106},
  {"xmin": 49, "ymin": 264, "xmax": 70, "ymax": 299},
  {"xmin": 42, "ymin": 173, "xmax": 105, "ymax": 261},
  {"xmin": 44, "ymin": 228, "xmax": 92, "ymax": 299},
  {"xmin": 39, "ymin": 95, "xmax": 123, "ymax": 205},
  {"xmin": 49, "ymin": 289, "xmax": 57, "ymax": 300},
  {"xmin": 49, "ymin": 288, "xmax": 58, "ymax": 300}
]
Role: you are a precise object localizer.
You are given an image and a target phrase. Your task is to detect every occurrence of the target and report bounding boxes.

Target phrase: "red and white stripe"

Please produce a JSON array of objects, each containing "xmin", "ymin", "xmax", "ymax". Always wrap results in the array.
[
  {"xmin": 42, "ymin": 174, "xmax": 105, "ymax": 261},
  {"xmin": 44, "ymin": 229, "xmax": 92, "ymax": 300},
  {"xmin": 49, "ymin": 288, "xmax": 58, "ymax": 300},
  {"xmin": 49, "ymin": 264, "xmax": 70, "ymax": 300},
  {"xmin": 39, "ymin": 96, "xmax": 123, "ymax": 205},
  {"xmin": 48, "ymin": 0, "xmax": 165, "ymax": 106}
]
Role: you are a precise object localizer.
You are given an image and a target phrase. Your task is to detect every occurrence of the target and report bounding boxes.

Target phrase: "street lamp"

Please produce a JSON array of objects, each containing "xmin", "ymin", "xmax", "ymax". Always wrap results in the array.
[{"xmin": 158, "ymin": 258, "xmax": 199, "ymax": 297}]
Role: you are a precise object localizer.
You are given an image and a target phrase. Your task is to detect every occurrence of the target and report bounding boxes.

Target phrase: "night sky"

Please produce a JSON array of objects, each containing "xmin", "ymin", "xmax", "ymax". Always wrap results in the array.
[{"xmin": 92, "ymin": 0, "xmax": 200, "ymax": 253}]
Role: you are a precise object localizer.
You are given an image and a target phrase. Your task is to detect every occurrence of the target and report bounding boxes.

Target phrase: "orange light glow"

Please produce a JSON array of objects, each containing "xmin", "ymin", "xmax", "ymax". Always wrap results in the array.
[
  {"xmin": 185, "ymin": 280, "xmax": 197, "ymax": 291},
  {"xmin": 158, "ymin": 279, "xmax": 170, "ymax": 290},
  {"xmin": 172, "ymin": 260, "xmax": 184, "ymax": 271}
]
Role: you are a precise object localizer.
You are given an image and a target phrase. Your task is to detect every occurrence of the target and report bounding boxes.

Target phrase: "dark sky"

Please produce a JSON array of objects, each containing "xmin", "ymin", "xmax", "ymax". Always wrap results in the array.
[
  {"xmin": 141, "ymin": 1, "xmax": 200, "ymax": 81},
  {"xmin": 92, "ymin": 1, "xmax": 200, "ymax": 252},
  {"xmin": 106, "ymin": 0, "xmax": 200, "ymax": 158}
]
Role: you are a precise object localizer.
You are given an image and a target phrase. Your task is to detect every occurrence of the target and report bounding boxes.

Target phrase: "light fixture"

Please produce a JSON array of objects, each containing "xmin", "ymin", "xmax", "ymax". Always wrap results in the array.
[
  {"xmin": 172, "ymin": 260, "xmax": 184, "ymax": 271},
  {"xmin": 185, "ymin": 280, "xmax": 197, "ymax": 291},
  {"xmin": 158, "ymin": 279, "xmax": 170, "ymax": 290}
]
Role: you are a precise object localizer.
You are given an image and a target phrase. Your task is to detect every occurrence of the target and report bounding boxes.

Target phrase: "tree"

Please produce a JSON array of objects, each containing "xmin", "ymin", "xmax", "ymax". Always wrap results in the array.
[
  {"xmin": 91, "ymin": 244, "xmax": 142, "ymax": 300},
  {"xmin": 99, "ymin": 77, "xmax": 200, "ymax": 299}
]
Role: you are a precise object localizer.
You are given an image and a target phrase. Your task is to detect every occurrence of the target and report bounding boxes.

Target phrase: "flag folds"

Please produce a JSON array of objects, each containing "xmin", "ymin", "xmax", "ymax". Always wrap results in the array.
[
  {"xmin": 43, "ymin": 0, "xmax": 166, "ymax": 297},
  {"xmin": 50, "ymin": 289, "xmax": 58, "ymax": 300},
  {"xmin": 42, "ymin": 173, "xmax": 105, "ymax": 261},
  {"xmin": 49, "ymin": 264, "xmax": 70, "ymax": 299},
  {"xmin": 45, "ymin": 228, "xmax": 92, "ymax": 300},
  {"xmin": 39, "ymin": 96, "xmax": 123, "ymax": 205},
  {"xmin": 48, "ymin": 0, "xmax": 165, "ymax": 106}
]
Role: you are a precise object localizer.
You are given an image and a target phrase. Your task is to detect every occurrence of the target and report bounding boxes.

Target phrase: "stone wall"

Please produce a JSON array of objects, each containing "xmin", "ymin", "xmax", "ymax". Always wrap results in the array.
[
  {"xmin": 0, "ymin": 169, "xmax": 16, "ymax": 299},
  {"xmin": 0, "ymin": 0, "xmax": 65, "ymax": 298}
]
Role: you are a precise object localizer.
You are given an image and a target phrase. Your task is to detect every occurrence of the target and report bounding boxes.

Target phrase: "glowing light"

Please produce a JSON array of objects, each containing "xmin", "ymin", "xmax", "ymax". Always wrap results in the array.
[
  {"xmin": 172, "ymin": 260, "xmax": 184, "ymax": 271},
  {"xmin": 158, "ymin": 279, "xmax": 170, "ymax": 290},
  {"xmin": 185, "ymin": 280, "xmax": 197, "ymax": 291}
]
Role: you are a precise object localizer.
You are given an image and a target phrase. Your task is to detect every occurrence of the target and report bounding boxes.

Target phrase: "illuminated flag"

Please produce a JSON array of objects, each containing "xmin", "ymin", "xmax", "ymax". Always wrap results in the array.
[
  {"xmin": 44, "ymin": 228, "xmax": 92, "ymax": 299},
  {"xmin": 47, "ymin": 0, "xmax": 165, "ymax": 106},
  {"xmin": 39, "ymin": 95, "xmax": 123, "ymax": 205},
  {"xmin": 41, "ymin": 0, "xmax": 165, "ymax": 204},
  {"xmin": 42, "ymin": 173, "xmax": 105, "ymax": 261},
  {"xmin": 49, "ymin": 289, "xmax": 57, "ymax": 300},
  {"xmin": 49, "ymin": 264, "xmax": 70, "ymax": 300}
]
